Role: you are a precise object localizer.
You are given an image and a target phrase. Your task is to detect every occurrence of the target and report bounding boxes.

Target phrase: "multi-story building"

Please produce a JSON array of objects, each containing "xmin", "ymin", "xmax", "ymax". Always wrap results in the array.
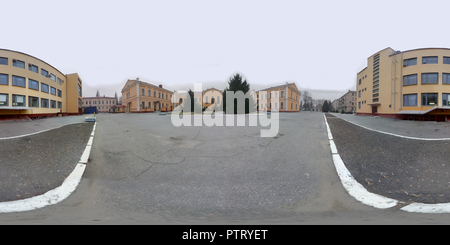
[
  {"xmin": 0, "ymin": 49, "xmax": 83, "ymax": 120},
  {"xmin": 83, "ymin": 95, "xmax": 117, "ymax": 113},
  {"xmin": 121, "ymin": 78, "xmax": 174, "ymax": 112},
  {"xmin": 357, "ymin": 47, "xmax": 450, "ymax": 121},
  {"xmin": 336, "ymin": 90, "xmax": 356, "ymax": 113},
  {"xmin": 256, "ymin": 82, "xmax": 300, "ymax": 112}
]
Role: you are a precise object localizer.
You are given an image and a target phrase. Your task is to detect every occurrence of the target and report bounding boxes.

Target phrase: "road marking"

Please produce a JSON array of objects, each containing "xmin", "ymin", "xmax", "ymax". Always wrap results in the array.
[
  {"xmin": 325, "ymin": 114, "xmax": 450, "ymax": 213},
  {"xmin": 324, "ymin": 114, "xmax": 399, "ymax": 209},
  {"xmin": 0, "ymin": 122, "xmax": 97, "ymax": 213}
]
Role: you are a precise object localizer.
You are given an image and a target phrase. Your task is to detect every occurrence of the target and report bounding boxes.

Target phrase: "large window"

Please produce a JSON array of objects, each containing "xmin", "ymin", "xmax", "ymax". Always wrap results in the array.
[
  {"xmin": 12, "ymin": 94, "xmax": 25, "ymax": 106},
  {"xmin": 421, "ymin": 93, "xmax": 438, "ymax": 106},
  {"xmin": 29, "ymin": 96, "xmax": 39, "ymax": 107},
  {"xmin": 403, "ymin": 58, "xmax": 417, "ymax": 67},
  {"xmin": 50, "ymin": 100, "xmax": 56, "ymax": 108},
  {"xmin": 28, "ymin": 64, "xmax": 38, "ymax": 73},
  {"xmin": 50, "ymin": 86, "xmax": 56, "ymax": 95},
  {"xmin": 403, "ymin": 74, "xmax": 417, "ymax": 86},
  {"xmin": 422, "ymin": 56, "xmax": 438, "ymax": 64},
  {"xmin": 29, "ymin": 79, "xmax": 39, "ymax": 90},
  {"xmin": 41, "ymin": 98, "xmax": 49, "ymax": 108},
  {"xmin": 13, "ymin": 59, "xmax": 25, "ymax": 69},
  {"xmin": 0, "ymin": 93, "xmax": 8, "ymax": 106},
  {"xmin": 49, "ymin": 73, "xmax": 56, "ymax": 82},
  {"xmin": 421, "ymin": 73, "xmax": 439, "ymax": 84},
  {"xmin": 41, "ymin": 83, "xmax": 49, "ymax": 93},
  {"xmin": 443, "ymin": 93, "xmax": 450, "ymax": 106},
  {"xmin": 403, "ymin": 94, "xmax": 417, "ymax": 106},
  {"xmin": 0, "ymin": 57, "xmax": 8, "ymax": 65},
  {"xmin": 12, "ymin": 75, "xmax": 26, "ymax": 87},
  {"xmin": 444, "ymin": 57, "xmax": 450, "ymax": 64},
  {"xmin": 444, "ymin": 73, "xmax": 450, "ymax": 84},
  {"xmin": 0, "ymin": 74, "xmax": 8, "ymax": 85},
  {"xmin": 41, "ymin": 69, "xmax": 49, "ymax": 77}
]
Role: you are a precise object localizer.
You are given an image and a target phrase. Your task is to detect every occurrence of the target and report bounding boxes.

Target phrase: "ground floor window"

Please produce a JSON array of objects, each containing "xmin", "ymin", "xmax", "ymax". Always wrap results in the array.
[
  {"xmin": 29, "ymin": 96, "xmax": 39, "ymax": 107},
  {"xmin": 443, "ymin": 93, "xmax": 450, "ymax": 106},
  {"xmin": 0, "ymin": 93, "xmax": 8, "ymax": 106},
  {"xmin": 421, "ymin": 93, "xmax": 438, "ymax": 106},
  {"xmin": 403, "ymin": 94, "xmax": 417, "ymax": 106},
  {"xmin": 50, "ymin": 100, "xmax": 56, "ymax": 109},
  {"xmin": 12, "ymin": 94, "xmax": 25, "ymax": 106},
  {"xmin": 41, "ymin": 98, "xmax": 49, "ymax": 108}
]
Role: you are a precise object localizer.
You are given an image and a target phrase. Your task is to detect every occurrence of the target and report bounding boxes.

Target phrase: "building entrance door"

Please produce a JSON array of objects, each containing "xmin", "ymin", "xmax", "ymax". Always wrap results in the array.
[{"xmin": 371, "ymin": 106, "xmax": 377, "ymax": 116}]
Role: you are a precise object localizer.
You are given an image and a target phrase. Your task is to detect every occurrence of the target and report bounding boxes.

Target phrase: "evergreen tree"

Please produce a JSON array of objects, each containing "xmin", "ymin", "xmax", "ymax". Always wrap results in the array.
[
  {"xmin": 96, "ymin": 90, "xmax": 100, "ymax": 97},
  {"xmin": 322, "ymin": 100, "xmax": 330, "ymax": 112},
  {"xmin": 222, "ymin": 73, "xmax": 256, "ymax": 114}
]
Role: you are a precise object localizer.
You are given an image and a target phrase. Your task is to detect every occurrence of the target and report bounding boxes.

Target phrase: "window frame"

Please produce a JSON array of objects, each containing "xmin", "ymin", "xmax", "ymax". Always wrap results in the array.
[
  {"xmin": 403, "ymin": 74, "xmax": 417, "ymax": 86},
  {"xmin": 41, "ymin": 98, "xmax": 49, "ymax": 108},
  {"xmin": 422, "ymin": 56, "xmax": 438, "ymax": 64},
  {"xmin": 12, "ymin": 94, "xmax": 26, "ymax": 107},
  {"xmin": 0, "ymin": 93, "xmax": 8, "ymax": 106},
  {"xmin": 28, "ymin": 79, "xmax": 39, "ymax": 91},
  {"xmin": 421, "ymin": 93, "xmax": 439, "ymax": 106},
  {"xmin": 403, "ymin": 94, "xmax": 417, "ymax": 107},
  {"xmin": 421, "ymin": 73, "xmax": 439, "ymax": 84},
  {"xmin": 12, "ymin": 75, "xmax": 26, "ymax": 87},
  {"xmin": 0, "ymin": 73, "xmax": 8, "ymax": 85},
  {"xmin": 29, "ymin": 96, "xmax": 39, "ymax": 107}
]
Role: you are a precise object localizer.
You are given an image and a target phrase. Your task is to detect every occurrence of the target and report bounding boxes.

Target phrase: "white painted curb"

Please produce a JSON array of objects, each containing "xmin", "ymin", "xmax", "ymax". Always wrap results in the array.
[
  {"xmin": 323, "ymin": 114, "xmax": 399, "ymax": 209},
  {"xmin": 325, "ymin": 114, "xmax": 450, "ymax": 213},
  {"xmin": 0, "ymin": 122, "xmax": 97, "ymax": 213}
]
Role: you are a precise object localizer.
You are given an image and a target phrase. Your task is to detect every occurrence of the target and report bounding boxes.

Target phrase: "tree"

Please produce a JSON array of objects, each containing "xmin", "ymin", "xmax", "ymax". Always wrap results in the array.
[
  {"xmin": 180, "ymin": 89, "xmax": 202, "ymax": 113},
  {"xmin": 222, "ymin": 73, "xmax": 256, "ymax": 114},
  {"xmin": 96, "ymin": 90, "xmax": 100, "ymax": 97},
  {"xmin": 322, "ymin": 100, "xmax": 330, "ymax": 112}
]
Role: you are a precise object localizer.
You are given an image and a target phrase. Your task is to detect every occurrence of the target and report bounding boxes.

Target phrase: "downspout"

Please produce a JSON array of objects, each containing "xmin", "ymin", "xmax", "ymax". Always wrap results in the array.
[{"xmin": 399, "ymin": 52, "xmax": 403, "ymax": 110}]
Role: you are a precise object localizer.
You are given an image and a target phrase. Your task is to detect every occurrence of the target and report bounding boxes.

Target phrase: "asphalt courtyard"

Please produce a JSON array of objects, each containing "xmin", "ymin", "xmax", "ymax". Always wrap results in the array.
[{"xmin": 326, "ymin": 113, "xmax": 450, "ymax": 204}]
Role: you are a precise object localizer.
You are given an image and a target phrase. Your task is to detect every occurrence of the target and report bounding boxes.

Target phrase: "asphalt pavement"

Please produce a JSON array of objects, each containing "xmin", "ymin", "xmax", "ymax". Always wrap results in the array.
[{"xmin": 0, "ymin": 122, "xmax": 93, "ymax": 202}]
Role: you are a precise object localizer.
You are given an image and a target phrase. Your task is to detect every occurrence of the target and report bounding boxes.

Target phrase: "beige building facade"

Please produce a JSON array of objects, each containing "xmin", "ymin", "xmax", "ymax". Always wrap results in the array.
[
  {"xmin": 357, "ymin": 47, "xmax": 450, "ymax": 121},
  {"xmin": 121, "ymin": 78, "xmax": 174, "ymax": 112},
  {"xmin": 83, "ymin": 96, "xmax": 117, "ymax": 113},
  {"xmin": 0, "ymin": 49, "xmax": 82, "ymax": 120},
  {"xmin": 256, "ymin": 82, "xmax": 300, "ymax": 112}
]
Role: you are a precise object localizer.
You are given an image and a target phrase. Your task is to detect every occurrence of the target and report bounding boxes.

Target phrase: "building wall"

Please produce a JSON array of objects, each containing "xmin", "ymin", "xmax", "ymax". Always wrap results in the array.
[
  {"xmin": 0, "ymin": 49, "xmax": 82, "ymax": 117},
  {"xmin": 257, "ymin": 83, "xmax": 300, "ymax": 112},
  {"xmin": 83, "ymin": 96, "xmax": 117, "ymax": 113},
  {"xmin": 121, "ymin": 78, "xmax": 174, "ymax": 112},
  {"xmin": 357, "ymin": 47, "xmax": 450, "ymax": 117}
]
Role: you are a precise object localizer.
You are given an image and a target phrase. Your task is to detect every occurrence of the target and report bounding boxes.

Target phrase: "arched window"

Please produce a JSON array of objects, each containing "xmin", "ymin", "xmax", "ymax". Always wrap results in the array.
[{"xmin": 211, "ymin": 96, "xmax": 215, "ymax": 104}]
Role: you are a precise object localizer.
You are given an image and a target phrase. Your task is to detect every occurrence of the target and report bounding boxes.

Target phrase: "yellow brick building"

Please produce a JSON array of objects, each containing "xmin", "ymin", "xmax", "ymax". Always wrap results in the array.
[
  {"xmin": 357, "ymin": 47, "xmax": 450, "ymax": 121},
  {"xmin": 0, "ymin": 49, "xmax": 83, "ymax": 120}
]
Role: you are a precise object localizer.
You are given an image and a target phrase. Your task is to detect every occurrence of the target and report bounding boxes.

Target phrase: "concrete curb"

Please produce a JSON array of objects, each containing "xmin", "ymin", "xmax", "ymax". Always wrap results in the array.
[
  {"xmin": 0, "ymin": 122, "xmax": 97, "ymax": 213},
  {"xmin": 324, "ymin": 114, "xmax": 450, "ymax": 213}
]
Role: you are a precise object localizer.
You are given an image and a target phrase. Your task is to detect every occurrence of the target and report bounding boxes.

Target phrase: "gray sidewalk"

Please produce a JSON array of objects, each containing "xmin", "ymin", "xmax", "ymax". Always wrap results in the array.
[
  {"xmin": 330, "ymin": 113, "xmax": 450, "ymax": 139},
  {"xmin": 0, "ymin": 115, "xmax": 86, "ymax": 139}
]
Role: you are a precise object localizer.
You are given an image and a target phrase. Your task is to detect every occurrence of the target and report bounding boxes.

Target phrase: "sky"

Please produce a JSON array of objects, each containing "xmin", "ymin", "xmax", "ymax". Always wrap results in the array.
[{"xmin": 2, "ymin": 0, "xmax": 450, "ymax": 101}]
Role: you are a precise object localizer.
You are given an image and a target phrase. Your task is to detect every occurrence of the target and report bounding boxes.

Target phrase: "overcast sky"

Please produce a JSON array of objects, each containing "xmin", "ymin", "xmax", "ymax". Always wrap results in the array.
[{"xmin": 2, "ymin": 0, "xmax": 450, "ymax": 100}]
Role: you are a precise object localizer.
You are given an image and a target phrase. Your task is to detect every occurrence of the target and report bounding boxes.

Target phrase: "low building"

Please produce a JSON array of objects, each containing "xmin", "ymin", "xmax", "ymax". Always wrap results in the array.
[
  {"xmin": 121, "ymin": 78, "xmax": 174, "ymax": 112},
  {"xmin": 256, "ymin": 82, "xmax": 300, "ymax": 112},
  {"xmin": 83, "ymin": 96, "xmax": 117, "ymax": 113},
  {"xmin": 0, "ymin": 49, "xmax": 83, "ymax": 120},
  {"xmin": 336, "ymin": 90, "xmax": 357, "ymax": 113}
]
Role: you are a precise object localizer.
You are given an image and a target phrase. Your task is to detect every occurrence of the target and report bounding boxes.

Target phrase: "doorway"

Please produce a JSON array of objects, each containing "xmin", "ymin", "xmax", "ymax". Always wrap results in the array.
[{"xmin": 371, "ymin": 106, "xmax": 377, "ymax": 116}]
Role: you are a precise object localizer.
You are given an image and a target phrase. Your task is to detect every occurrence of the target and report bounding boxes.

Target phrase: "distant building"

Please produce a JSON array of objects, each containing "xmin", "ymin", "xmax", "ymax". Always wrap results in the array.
[
  {"xmin": 336, "ymin": 90, "xmax": 356, "ymax": 113},
  {"xmin": 256, "ymin": 82, "xmax": 300, "ymax": 112},
  {"xmin": 83, "ymin": 95, "xmax": 117, "ymax": 113},
  {"xmin": 121, "ymin": 78, "xmax": 174, "ymax": 112}
]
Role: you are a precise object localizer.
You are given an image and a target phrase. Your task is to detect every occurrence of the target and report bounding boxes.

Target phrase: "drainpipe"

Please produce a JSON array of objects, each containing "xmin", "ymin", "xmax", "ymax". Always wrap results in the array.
[{"xmin": 399, "ymin": 52, "xmax": 403, "ymax": 110}]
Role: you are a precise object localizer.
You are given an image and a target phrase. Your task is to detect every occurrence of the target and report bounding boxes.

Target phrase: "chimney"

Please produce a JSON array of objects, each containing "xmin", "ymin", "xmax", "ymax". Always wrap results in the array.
[{"xmin": 159, "ymin": 84, "xmax": 163, "ymax": 88}]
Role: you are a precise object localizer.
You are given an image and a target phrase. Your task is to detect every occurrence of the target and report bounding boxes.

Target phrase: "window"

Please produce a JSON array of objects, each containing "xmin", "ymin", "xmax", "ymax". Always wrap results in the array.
[
  {"xmin": 29, "ymin": 64, "xmax": 38, "ymax": 73},
  {"xmin": 403, "ymin": 94, "xmax": 417, "ymax": 106},
  {"xmin": 154, "ymin": 91, "xmax": 156, "ymax": 97},
  {"xmin": 0, "ymin": 57, "xmax": 7, "ymax": 65},
  {"xmin": 358, "ymin": 90, "xmax": 361, "ymax": 98},
  {"xmin": 29, "ymin": 79, "xmax": 39, "ymax": 90},
  {"xmin": 358, "ymin": 102, "xmax": 361, "ymax": 109},
  {"xmin": 0, "ymin": 93, "xmax": 8, "ymax": 106},
  {"xmin": 159, "ymin": 92, "xmax": 161, "ymax": 98},
  {"xmin": 421, "ymin": 73, "xmax": 439, "ymax": 84},
  {"xmin": 148, "ymin": 101, "xmax": 152, "ymax": 108},
  {"xmin": 41, "ymin": 98, "xmax": 49, "ymax": 108},
  {"xmin": 50, "ymin": 73, "xmax": 56, "ymax": 81},
  {"xmin": 12, "ymin": 94, "xmax": 25, "ymax": 106},
  {"xmin": 78, "ymin": 84, "xmax": 81, "ymax": 96},
  {"xmin": 0, "ymin": 74, "xmax": 8, "ymax": 85},
  {"xmin": 58, "ymin": 101, "xmax": 62, "ymax": 109},
  {"xmin": 50, "ymin": 100, "xmax": 56, "ymax": 108},
  {"xmin": 41, "ymin": 83, "xmax": 49, "ymax": 93},
  {"xmin": 29, "ymin": 96, "xmax": 39, "ymax": 107},
  {"xmin": 12, "ymin": 75, "xmax": 26, "ymax": 87},
  {"xmin": 422, "ymin": 56, "xmax": 438, "ymax": 64},
  {"xmin": 373, "ymin": 98, "xmax": 379, "ymax": 102},
  {"xmin": 13, "ymin": 59, "xmax": 25, "ymax": 69},
  {"xmin": 281, "ymin": 91, "xmax": 284, "ymax": 97},
  {"xmin": 280, "ymin": 102, "xmax": 284, "ymax": 109},
  {"xmin": 57, "ymin": 89, "xmax": 62, "ymax": 97},
  {"xmin": 403, "ymin": 74, "xmax": 417, "ymax": 86},
  {"xmin": 443, "ymin": 73, "xmax": 450, "ymax": 84},
  {"xmin": 422, "ymin": 93, "xmax": 438, "ymax": 106},
  {"xmin": 442, "ymin": 93, "xmax": 450, "ymax": 106},
  {"xmin": 148, "ymin": 90, "xmax": 151, "ymax": 96},
  {"xmin": 403, "ymin": 58, "xmax": 417, "ymax": 67},
  {"xmin": 142, "ymin": 88, "xmax": 145, "ymax": 96},
  {"xmin": 57, "ymin": 77, "xmax": 62, "ymax": 85},
  {"xmin": 50, "ymin": 87, "xmax": 56, "ymax": 95},
  {"xmin": 41, "ymin": 69, "xmax": 49, "ymax": 77}
]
